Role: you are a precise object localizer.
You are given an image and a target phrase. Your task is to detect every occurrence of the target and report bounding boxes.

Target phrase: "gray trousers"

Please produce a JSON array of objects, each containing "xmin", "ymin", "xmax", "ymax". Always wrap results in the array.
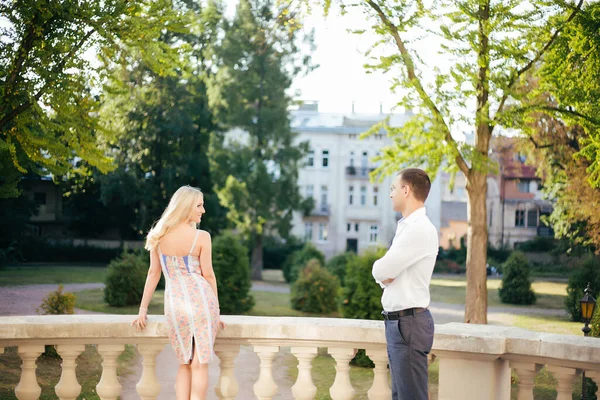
[{"xmin": 384, "ymin": 310, "xmax": 434, "ymax": 400}]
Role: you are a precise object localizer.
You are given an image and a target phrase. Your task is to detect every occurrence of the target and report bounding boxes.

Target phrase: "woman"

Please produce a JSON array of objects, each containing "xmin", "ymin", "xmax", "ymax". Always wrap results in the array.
[{"xmin": 132, "ymin": 185, "xmax": 224, "ymax": 400}]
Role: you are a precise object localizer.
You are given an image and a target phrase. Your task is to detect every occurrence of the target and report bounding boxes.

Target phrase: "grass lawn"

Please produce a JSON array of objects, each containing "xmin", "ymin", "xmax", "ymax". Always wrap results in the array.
[
  {"xmin": 430, "ymin": 277, "xmax": 567, "ymax": 310},
  {"xmin": 0, "ymin": 265, "xmax": 107, "ymax": 286},
  {"xmin": 0, "ymin": 345, "xmax": 136, "ymax": 400}
]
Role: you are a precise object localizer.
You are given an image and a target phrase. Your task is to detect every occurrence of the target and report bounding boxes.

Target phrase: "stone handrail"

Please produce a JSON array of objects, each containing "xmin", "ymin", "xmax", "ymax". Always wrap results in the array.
[{"xmin": 1, "ymin": 315, "xmax": 600, "ymax": 399}]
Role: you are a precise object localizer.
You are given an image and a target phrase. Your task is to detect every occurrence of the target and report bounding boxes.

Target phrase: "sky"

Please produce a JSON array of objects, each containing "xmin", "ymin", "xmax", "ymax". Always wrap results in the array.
[{"xmin": 224, "ymin": 0, "xmax": 442, "ymax": 115}]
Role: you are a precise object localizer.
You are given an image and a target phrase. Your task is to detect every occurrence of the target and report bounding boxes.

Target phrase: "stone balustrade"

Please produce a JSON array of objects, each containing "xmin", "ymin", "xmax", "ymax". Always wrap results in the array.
[{"xmin": 0, "ymin": 315, "xmax": 599, "ymax": 399}]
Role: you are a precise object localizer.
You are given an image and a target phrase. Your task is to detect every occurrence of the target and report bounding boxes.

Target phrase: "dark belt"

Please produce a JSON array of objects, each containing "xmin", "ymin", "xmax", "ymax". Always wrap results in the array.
[{"xmin": 382, "ymin": 307, "xmax": 428, "ymax": 320}]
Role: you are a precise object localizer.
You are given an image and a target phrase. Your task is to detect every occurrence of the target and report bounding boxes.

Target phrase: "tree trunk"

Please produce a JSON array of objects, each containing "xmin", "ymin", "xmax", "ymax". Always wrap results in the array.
[
  {"xmin": 464, "ymin": 170, "xmax": 488, "ymax": 324},
  {"xmin": 251, "ymin": 232, "xmax": 264, "ymax": 281}
]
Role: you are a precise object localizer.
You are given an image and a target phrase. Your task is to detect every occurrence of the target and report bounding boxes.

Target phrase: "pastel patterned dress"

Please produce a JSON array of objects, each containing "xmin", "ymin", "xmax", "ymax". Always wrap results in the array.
[{"xmin": 158, "ymin": 231, "xmax": 220, "ymax": 364}]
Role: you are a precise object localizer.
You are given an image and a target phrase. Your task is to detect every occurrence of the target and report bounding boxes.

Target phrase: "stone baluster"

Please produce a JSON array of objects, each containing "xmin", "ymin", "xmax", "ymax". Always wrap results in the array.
[
  {"xmin": 55, "ymin": 344, "xmax": 85, "ymax": 400},
  {"xmin": 291, "ymin": 347, "xmax": 318, "ymax": 400},
  {"xmin": 547, "ymin": 366, "xmax": 578, "ymax": 400},
  {"xmin": 328, "ymin": 347, "xmax": 356, "ymax": 400},
  {"xmin": 253, "ymin": 345, "xmax": 280, "ymax": 400},
  {"xmin": 136, "ymin": 343, "xmax": 164, "ymax": 400},
  {"xmin": 15, "ymin": 344, "xmax": 44, "ymax": 400},
  {"xmin": 214, "ymin": 343, "xmax": 241, "ymax": 400},
  {"xmin": 510, "ymin": 362, "xmax": 541, "ymax": 400},
  {"xmin": 96, "ymin": 344, "xmax": 125, "ymax": 400},
  {"xmin": 587, "ymin": 371, "xmax": 600, "ymax": 399},
  {"xmin": 366, "ymin": 348, "xmax": 391, "ymax": 400}
]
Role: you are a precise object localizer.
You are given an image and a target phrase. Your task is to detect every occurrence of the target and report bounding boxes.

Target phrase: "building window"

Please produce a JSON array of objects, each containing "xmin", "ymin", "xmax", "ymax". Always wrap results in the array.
[
  {"xmin": 34, "ymin": 192, "xmax": 46, "ymax": 205},
  {"xmin": 369, "ymin": 225, "xmax": 379, "ymax": 243},
  {"xmin": 349, "ymin": 151, "xmax": 355, "ymax": 167},
  {"xmin": 355, "ymin": 223, "xmax": 359, "ymax": 232},
  {"xmin": 515, "ymin": 210, "xmax": 525, "ymax": 227},
  {"xmin": 304, "ymin": 222, "xmax": 313, "ymax": 241},
  {"xmin": 318, "ymin": 223, "xmax": 328, "ymax": 241},
  {"xmin": 517, "ymin": 180, "xmax": 530, "ymax": 193},
  {"xmin": 527, "ymin": 209, "xmax": 538, "ymax": 227},
  {"xmin": 307, "ymin": 150, "xmax": 314, "ymax": 167},
  {"xmin": 360, "ymin": 186, "xmax": 367, "ymax": 206},
  {"xmin": 361, "ymin": 151, "xmax": 368, "ymax": 168},
  {"xmin": 348, "ymin": 186, "xmax": 354, "ymax": 205},
  {"xmin": 306, "ymin": 185, "xmax": 314, "ymax": 199},
  {"xmin": 373, "ymin": 186, "xmax": 379, "ymax": 206},
  {"xmin": 320, "ymin": 185, "xmax": 328, "ymax": 210},
  {"xmin": 322, "ymin": 150, "xmax": 329, "ymax": 168},
  {"xmin": 489, "ymin": 208, "xmax": 493, "ymax": 227},
  {"xmin": 347, "ymin": 223, "xmax": 351, "ymax": 232}
]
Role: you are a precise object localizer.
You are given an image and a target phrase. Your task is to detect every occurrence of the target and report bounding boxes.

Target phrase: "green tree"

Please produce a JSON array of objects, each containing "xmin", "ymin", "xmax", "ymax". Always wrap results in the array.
[
  {"xmin": 69, "ymin": 0, "xmax": 226, "ymax": 236},
  {"xmin": 310, "ymin": 0, "xmax": 588, "ymax": 323},
  {"xmin": 210, "ymin": 0, "xmax": 314, "ymax": 280},
  {"xmin": 0, "ymin": 0, "xmax": 183, "ymax": 198}
]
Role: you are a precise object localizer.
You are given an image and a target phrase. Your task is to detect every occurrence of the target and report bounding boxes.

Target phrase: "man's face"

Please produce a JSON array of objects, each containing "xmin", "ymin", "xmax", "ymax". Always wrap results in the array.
[{"xmin": 389, "ymin": 174, "xmax": 408, "ymax": 212}]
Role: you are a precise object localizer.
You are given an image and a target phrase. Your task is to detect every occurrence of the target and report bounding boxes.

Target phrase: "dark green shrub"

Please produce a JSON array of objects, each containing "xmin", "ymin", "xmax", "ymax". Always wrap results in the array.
[
  {"xmin": 291, "ymin": 259, "xmax": 339, "ymax": 314},
  {"xmin": 104, "ymin": 251, "xmax": 147, "ymax": 307},
  {"xmin": 565, "ymin": 255, "xmax": 600, "ymax": 321},
  {"xmin": 18, "ymin": 238, "xmax": 122, "ymax": 263},
  {"xmin": 487, "ymin": 242, "xmax": 512, "ymax": 263},
  {"xmin": 325, "ymin": 252, "xmax": 356, "ymax": 286},
  {"xmin": 341, "ymin": 248, "xmax": 387, "ymax": 320},
  {"xmin": 434, "ymin": 259, "xmax": 464, "ymax": 274},
  {"xmin": 263, "ymin": 236, "xmax": 303, "ymax": 270},
  {"xmin": 516, "ymin": 237, "xmax": 557, "ymax": 252},
  {"xmin": 498, "ymin": 252, "xmax": 536, "ymax": 305},
  {"xmin": 586, "ymin": 304, "xmax": 599, "ymax": 400},
  {"xmin": 213, "ymin": 233, "xmax": 254, "ymax": 315},
  {"xmin": 282, "ymin": 243, "xmax": 325, "ymax": 283}
]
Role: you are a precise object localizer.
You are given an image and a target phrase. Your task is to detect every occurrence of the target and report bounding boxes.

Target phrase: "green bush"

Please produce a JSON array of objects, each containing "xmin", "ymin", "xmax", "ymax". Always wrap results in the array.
[
  {"xmin": 498, "ymin": 252, "xmax": 536, "ymax": 305},
  {"xmin": 434, "ymin": 259, "xmax": 464, "ymax": 274},
  {"xmin": 213, "ymin": 233, "xmax": 254, "ymax": 314},
  {"xmin": 263, "ymin": 236, "xmax": 304, "ymax": 270},
  {"xmin": 104, "ymin": 251, "xmax": 147, "ymax": 307},
  {"xmin": 325, "ymin": 252, "xmax": 356, "ymax": 286},
  {"xmin": 587, "ymin": 304, "xmax": 599, "ymax": 400},
  {"xmin": 282, "ymin": 243, "xmax": 325, "ymax": 283},
  {"xmin": 18, "ymin": 238, "xmax": 123, "ymax": 263},
  {"xmin": 291, "ymin": 259, "xmax": 339, "ymax": 314},
  {"xmin": 516, "ymin": 237, "xmax": 557, "ymax": 252},
  {"xmin": 341, "ymin": 248, "xmax": 387, "ymax": 320},
  {"xmin": 565, "ymin": 255, "xmax": 600, "ymax": 321},
  {"xmin": 487, "ymin": 243, "xmax": 512, "ymax": 263},
  {"xmin": 37, "ymin": 284, "xmax": 76, "ymax": 315}
]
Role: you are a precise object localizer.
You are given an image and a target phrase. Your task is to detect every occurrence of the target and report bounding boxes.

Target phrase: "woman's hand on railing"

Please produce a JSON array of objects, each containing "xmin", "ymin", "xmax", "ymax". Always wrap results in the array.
[{"xmin": 132, "ymin": 307, "xmax": 148, "ymax": 331}]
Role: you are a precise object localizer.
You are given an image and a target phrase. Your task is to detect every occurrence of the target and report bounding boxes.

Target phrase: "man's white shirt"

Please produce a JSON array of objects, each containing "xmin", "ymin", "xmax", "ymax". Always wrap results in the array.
[{"xmin": 372, "ymin": 207, "xmax": 439, "ymax": 312}]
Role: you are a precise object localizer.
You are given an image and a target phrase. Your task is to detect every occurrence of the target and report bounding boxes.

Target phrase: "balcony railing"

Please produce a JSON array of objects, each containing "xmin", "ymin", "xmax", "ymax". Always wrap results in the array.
[
  {"xmin": 345, "ymin": 166, "xmax": 375, "ymax": 179},
  {"xmin": 310, "ymin": 203, "xmax": 330, "ymax": 217},
  {"xmin": 1, "ymin": 315, "xmax": 600, "ymax": 400}
]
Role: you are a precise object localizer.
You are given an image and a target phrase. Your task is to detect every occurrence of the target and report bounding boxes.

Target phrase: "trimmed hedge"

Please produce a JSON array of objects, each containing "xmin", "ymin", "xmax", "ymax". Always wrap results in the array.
[
  {"xmin": 104, "ymin": 251, "xmax": 147, "ymax": 307},
  {"xmin": 498, "ymin": 252, "xmax": 536, "ymax": 305},
  {"xmin": 291, "ymin": 259, "xmax": 339, "ymax": 314},
  {"xmin": 565, "ymin": 255, "xmax": 600, "ymax": 322},
  {"xmin": 282, "ymin": 243, "xmax": 325, "ymax": 283},
  {"xmin": 325, "ymin": 252, "xmax": 356, "ymax": 286}
]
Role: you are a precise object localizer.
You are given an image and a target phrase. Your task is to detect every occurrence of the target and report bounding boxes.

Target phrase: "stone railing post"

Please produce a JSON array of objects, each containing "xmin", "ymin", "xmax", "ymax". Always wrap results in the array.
[
  {"xmin": 15, "ymin": 344, "xmax": 44, "ymax": 400},
  {"xmin": 547, "ymin": 366, "xmax": 578, "ymax": 400},
  {"xmin": 55, "ymin": 344, "xmax": 85, "ymax": 400},
  {"xmin": 253, "ymin": 345, "xmax": 280, "ymax": 400},
  {"xmin": 136, "ymin": 343, "xmax": 164, "ymax": 400},
  {"xmin": 291, "ymin": 347, "xmax": 318, "ymax": 400},
  {"xmin": 366, "ymin": 348, "xmax": 391, "ymax": 400},
  {"xmin": 96, "ymin": 344, "xmax": 125, "ymax": 400},
  {"xmin": 214, "ymin": 343, "xmax": 241, "ymax": 400},
  {"xmin": 328, "ymin": 347, "xmax": 356, "ymax": 400}
]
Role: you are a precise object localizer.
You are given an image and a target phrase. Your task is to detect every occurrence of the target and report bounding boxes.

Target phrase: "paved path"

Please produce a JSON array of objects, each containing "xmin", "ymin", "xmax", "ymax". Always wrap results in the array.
[{"xmin": 0, "ymin": 280, "xmax": 569, "ymax": 398}]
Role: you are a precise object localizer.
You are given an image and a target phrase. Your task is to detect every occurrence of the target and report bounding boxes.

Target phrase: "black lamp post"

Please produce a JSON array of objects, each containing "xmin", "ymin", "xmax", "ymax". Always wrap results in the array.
[{"xmin": 580, "ymin": 283, "xmax": 597, "ymax": 400}]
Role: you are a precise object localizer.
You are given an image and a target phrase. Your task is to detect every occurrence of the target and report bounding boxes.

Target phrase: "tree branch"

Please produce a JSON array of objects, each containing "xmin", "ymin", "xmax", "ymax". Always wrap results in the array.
[
  {"xmin": 364, "ymin": 0, "xmax": 470, "ymax": 175},
  {"xmin": 494, "ymin": 0, "xmax": 584, "ymax": 123},
  {"xmin": 0, "ymin": 28, "xmax": 96, "ymax": 133}
]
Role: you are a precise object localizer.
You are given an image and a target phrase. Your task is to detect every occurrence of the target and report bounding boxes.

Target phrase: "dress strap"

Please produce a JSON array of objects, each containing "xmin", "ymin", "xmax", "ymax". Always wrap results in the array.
[{"xmin": 189, "ymin": 230, "xmax": 200, "ymax": 256}]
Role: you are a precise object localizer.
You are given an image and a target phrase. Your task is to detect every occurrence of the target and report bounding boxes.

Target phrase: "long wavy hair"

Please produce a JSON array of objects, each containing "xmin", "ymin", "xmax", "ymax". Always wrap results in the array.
[{"xmin": 145, "ymin": 186, "xmax": 203, "ymax": 251}]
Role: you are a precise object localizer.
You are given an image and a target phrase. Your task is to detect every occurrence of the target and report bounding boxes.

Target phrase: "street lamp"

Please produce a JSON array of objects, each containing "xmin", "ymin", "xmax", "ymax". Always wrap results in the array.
[{"xmin": 579, "ymin": 282, "xmax": 597, "ymax": 400}]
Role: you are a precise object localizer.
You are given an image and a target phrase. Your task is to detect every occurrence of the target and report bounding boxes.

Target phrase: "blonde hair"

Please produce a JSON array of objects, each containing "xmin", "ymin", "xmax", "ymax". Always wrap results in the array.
[{"xmin": 145, "ymin": 186, "xmax": 203, "ymax": 251}]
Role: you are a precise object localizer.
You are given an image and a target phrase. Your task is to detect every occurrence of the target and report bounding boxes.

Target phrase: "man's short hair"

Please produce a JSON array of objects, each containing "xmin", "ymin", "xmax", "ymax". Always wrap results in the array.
[{"xmin": 398, "ymin": 168, "xmax": 431, "ymax": 202}]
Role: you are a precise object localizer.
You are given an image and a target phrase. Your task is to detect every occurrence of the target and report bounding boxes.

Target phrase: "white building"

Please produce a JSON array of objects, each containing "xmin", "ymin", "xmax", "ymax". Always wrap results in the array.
[{"xmin": 290, "ymin": 103, "xmax": 442, "ymax": 259}]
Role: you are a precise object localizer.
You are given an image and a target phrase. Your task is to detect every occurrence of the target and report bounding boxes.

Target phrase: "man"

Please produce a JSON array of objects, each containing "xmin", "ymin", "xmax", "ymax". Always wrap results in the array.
[{"xmin": 372, "ymin": 168, "xmax": 439, "ymax": 400}]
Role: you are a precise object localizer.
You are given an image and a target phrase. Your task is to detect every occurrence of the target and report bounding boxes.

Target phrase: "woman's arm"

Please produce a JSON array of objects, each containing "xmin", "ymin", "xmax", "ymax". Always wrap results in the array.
[
  {"xmin": 132, "ymin": 249, "xmax": 162, "ymax": 331},
  {"xmin": 199, "ymin": 231, "xmax": 218, "ymax": 303}
]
